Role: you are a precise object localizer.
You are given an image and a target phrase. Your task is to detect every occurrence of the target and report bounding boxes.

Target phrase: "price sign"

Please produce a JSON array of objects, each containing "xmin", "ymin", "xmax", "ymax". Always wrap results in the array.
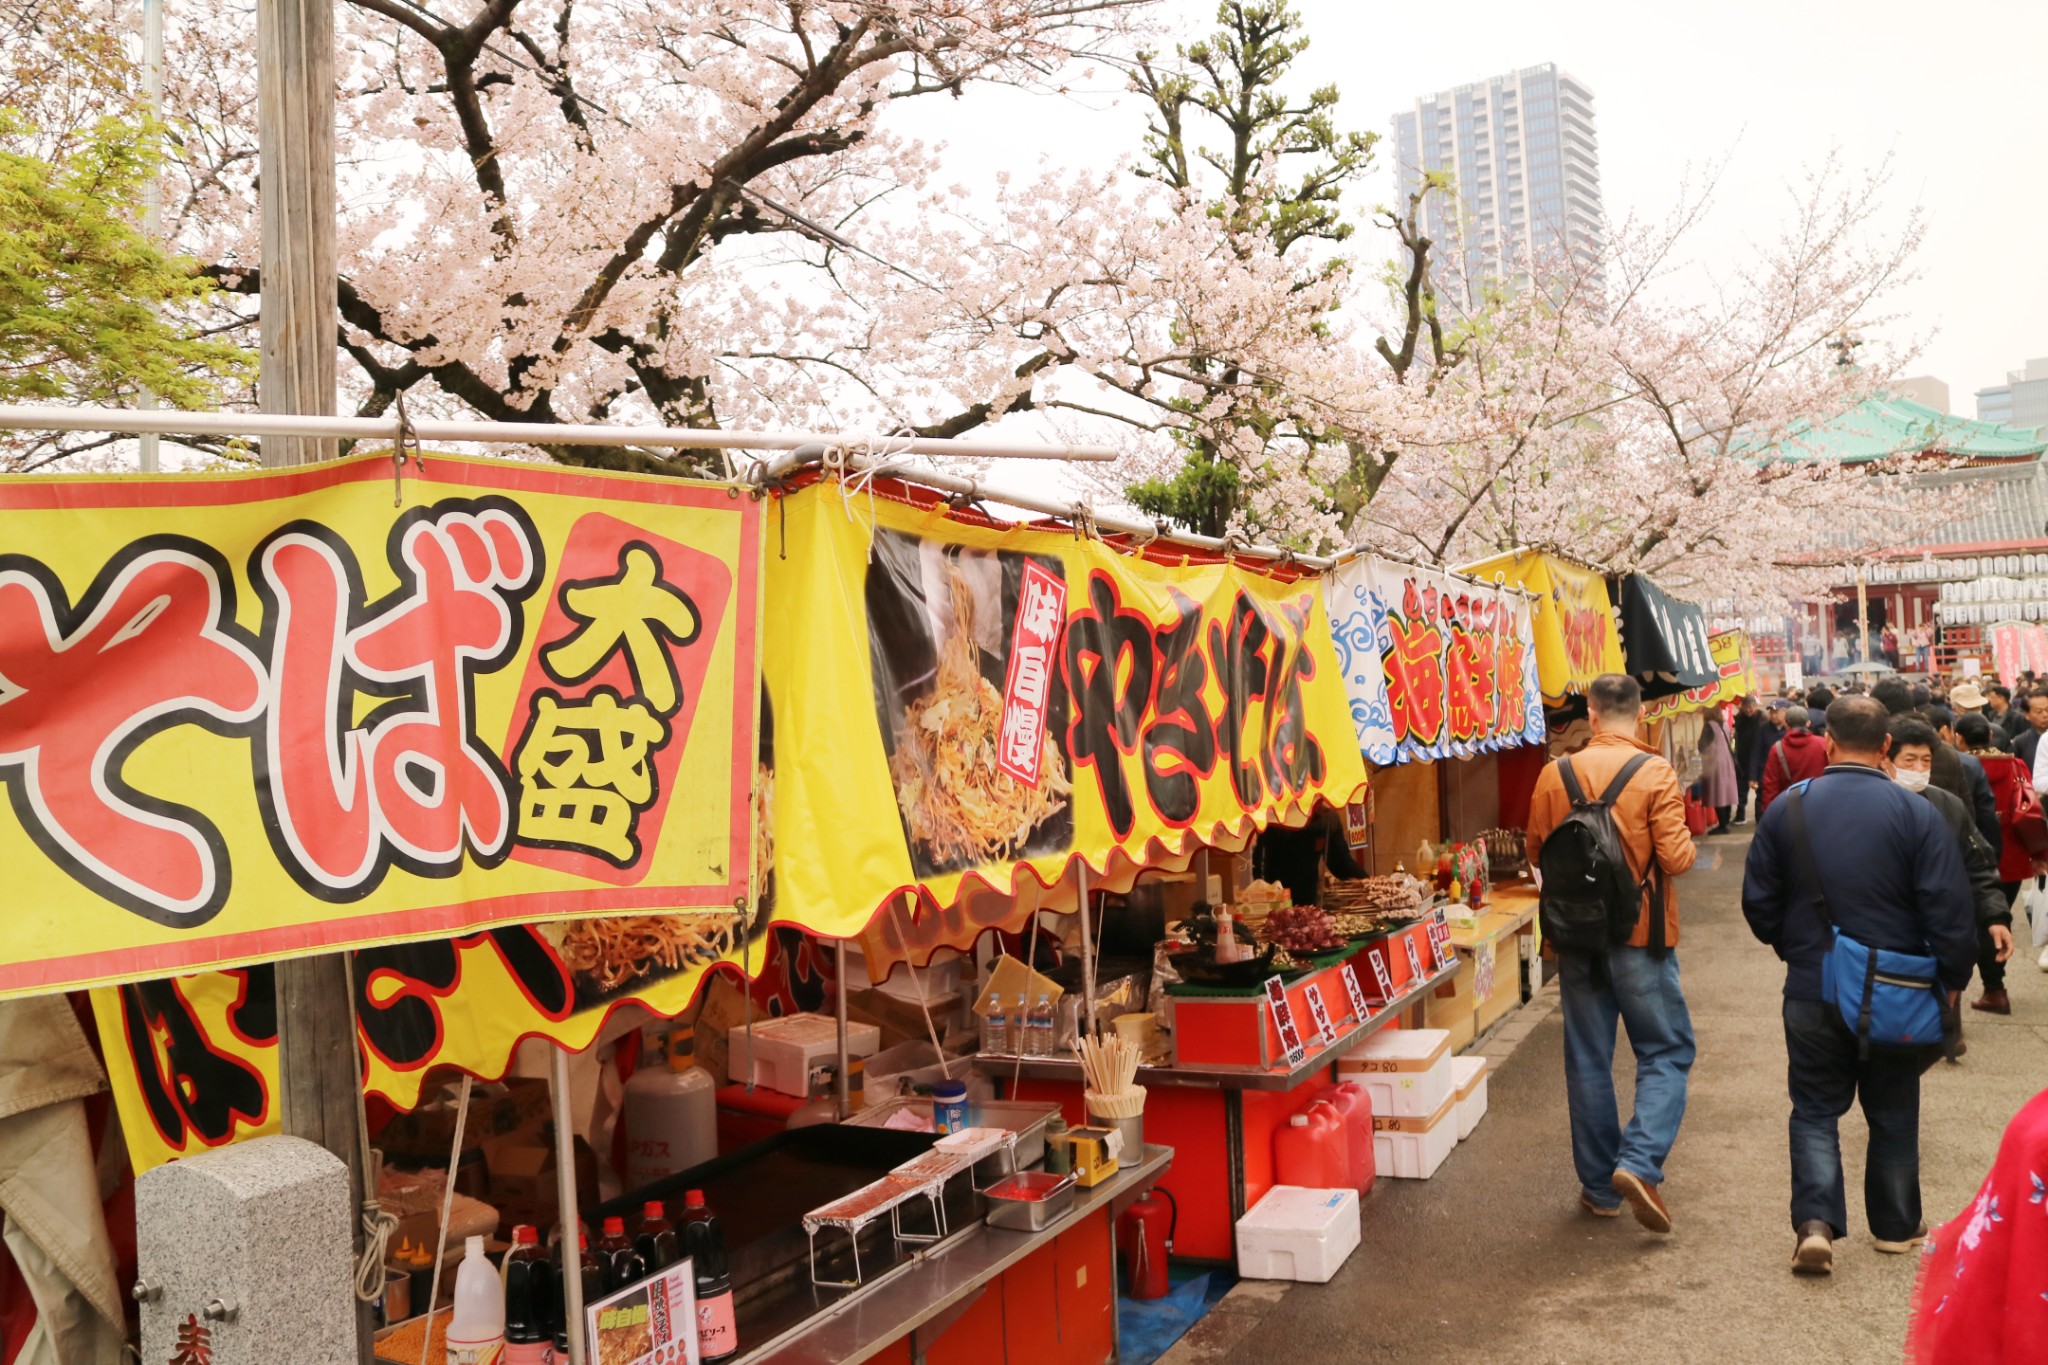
[
  {"xmin": 1367, "ymin": 947, "xmax": 1396, "ymax": 1003},
  {"xmin": 1263, "ymin": 976, "xmax": 1309, "ymax": 1069},
  {"xmin": 1403, "ymin": 933, "xmax": 1425, "ymax": 980},
  {"xmin": 1301, "ymin": 981, "xmax": 1337, "ymax": 1045},
  {"xmin": 1341, "ymin": 962, "xmax": 1373, "ymax": 1020},
  {"xmin": 1429, "ymin": 912, "xmax": 1455, "ymax": 971}
]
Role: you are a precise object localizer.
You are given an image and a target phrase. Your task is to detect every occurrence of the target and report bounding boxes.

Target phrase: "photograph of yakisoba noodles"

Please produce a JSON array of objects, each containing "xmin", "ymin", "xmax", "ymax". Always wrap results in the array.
[
  {"xmin": 887, "ymin": 564, "xmax": 1071, "ymax": 868},
  {"xmin": 551, "ymin": 914, "xmax": 740, "ymax": 1000}
]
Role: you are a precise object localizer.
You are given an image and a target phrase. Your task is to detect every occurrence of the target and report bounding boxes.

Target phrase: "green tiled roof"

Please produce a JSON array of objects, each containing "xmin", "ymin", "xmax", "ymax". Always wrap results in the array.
[{"xmin": 1765, "ymin": 395, "xmax": 2046, "ymax": 464}]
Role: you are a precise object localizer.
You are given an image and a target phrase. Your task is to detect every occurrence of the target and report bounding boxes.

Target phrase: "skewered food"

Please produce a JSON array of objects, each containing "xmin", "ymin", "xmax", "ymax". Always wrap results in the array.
[{"xmin": 1263, "ymin": 904, "xmax": 1345, "ymax": 955}]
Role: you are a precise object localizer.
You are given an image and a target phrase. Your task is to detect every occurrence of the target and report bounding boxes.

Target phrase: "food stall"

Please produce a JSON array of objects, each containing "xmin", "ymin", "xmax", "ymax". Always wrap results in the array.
[
  {"xmin": 1324, "ymin": 556, "xmax": 1552, "ymax": 1055},
  {"xmin": 48, "ymin": 448, "xmax": 1412, "ymax": 1365}
]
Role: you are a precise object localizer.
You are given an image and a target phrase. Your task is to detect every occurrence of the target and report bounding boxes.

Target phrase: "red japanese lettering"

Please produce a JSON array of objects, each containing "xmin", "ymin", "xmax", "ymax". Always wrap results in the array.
[{"xmin": 0, "ymin": 546, "xmax": 264, "ymax": 922}]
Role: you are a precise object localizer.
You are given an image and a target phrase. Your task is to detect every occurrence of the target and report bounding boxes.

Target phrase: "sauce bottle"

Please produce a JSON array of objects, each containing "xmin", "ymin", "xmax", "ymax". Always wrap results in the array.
[
  {"xmin": 681, "ymin": 1196, "xmax": 737, "ymax": 1363},
  {"xmin": 502, "ymin": 1225, "xmax": 553, "ymax": 1365},
  {"xmin": 633, "ymin": 1200, "xmax": 679, "ymax": 1273},
  {"xmin": 597, "ymin": 1215, "xmax": 646, "ymax": 1291},
  {"xmin": 445, "ymin": 1235, "xmax": 504, "ymax": 1365}
]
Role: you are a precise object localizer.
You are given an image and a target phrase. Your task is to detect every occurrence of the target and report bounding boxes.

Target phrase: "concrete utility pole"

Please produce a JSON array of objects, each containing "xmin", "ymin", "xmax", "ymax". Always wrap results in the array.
[{"xmin": 255, "ymin": 0, "xmax": 364, "ymax": 1358}]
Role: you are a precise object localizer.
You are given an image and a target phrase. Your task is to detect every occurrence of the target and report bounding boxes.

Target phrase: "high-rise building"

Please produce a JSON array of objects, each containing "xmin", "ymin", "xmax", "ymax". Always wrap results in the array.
[
  {"xmin": 1390, "ymin": 63, "xmax": 1604, "ymax": 293},
  {"xmin": 1976, "ymin": 358, "xmax": 2048, "ymax": 434}
]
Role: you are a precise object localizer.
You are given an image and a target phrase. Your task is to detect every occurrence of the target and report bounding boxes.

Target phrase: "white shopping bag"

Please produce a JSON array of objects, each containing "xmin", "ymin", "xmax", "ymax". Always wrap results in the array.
[{"xmin": 2022, "ymin": 877, "xmax": 2048, "ymax": 949}]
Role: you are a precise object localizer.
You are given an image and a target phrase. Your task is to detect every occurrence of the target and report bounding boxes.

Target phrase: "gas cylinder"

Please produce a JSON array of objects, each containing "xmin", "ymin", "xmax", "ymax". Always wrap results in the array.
[{"xmin": 1117, "ymin": 1188, "xmax": 1176, "ymax": 1300}]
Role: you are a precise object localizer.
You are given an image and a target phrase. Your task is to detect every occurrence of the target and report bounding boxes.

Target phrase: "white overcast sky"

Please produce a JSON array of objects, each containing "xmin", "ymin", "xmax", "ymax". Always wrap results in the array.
[{"xmin": 891, "ymin": 0, "xmax": 2048, "ymax": 419}]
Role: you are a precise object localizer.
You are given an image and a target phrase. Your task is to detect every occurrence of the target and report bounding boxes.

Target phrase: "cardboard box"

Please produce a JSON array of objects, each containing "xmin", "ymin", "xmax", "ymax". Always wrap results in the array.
[
  {"xmin": 1339, "ymin": 1027, "xmax": 1453, "ymax": 1118},
  {"xmin": 849, "ymin": 986, "xmax": 964, "ymax": 1051},
  {"xmin": 1372, "ymin": 1094, "xmax": 1458, "ymax": 1178},
  {"xmin": 379, "ymin": 1078, "xmax": 552, "ymax": 1163},
  {"xmin": 1235, "ymin": 1186, "xmax": 1361, "ymax": 1283}
]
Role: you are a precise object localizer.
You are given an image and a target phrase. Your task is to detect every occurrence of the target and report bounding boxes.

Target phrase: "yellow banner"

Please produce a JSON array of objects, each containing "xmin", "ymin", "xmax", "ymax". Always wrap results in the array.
[
  {"xmin": 1460, "ymin": 551, "xmax": 1625, "ymax": 706},
  {"xmin": 0, "ymin": 453, "xmax": 760, "ymax": 998},
  {"xmin": 1644, "ymin": 630, "xmax": 1757, "ymax": 720},
  {"xmin": 763, "ymin": 482, "xmax": 1368, "ymax": 970},
  {"xmin": 89, "ymin": 912, "xmax": 748, "ymax": 1172}
]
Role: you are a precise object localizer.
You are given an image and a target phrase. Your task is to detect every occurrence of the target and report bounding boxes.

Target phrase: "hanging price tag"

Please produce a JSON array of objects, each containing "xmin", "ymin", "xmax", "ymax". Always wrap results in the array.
[
  {"xmin": 1301, "ymin": 981, "xmax": 1337, "ymax": 1045},
  {"xmin": 1368, "ymin": 947, "xmax": 1395, "ymax": 1003},
  {"xmin": 1263, "ymin": 976, "xmax": 1309, "ymax": 1069},
  {"xmin": 1403, "ymin": 932, "xmax": 1425, "ymax": 980},
  {"xmin": 1342, "ymin": 962, "xmax": 1373, "ymax": 1020},
  {"xmin": 1429, "ymin": 914, "xmax": 1456, "ymax": 971}
]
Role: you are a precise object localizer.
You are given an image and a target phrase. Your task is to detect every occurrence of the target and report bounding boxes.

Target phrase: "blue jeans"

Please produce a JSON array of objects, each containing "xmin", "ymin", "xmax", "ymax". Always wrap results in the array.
[
  {"xmin": 1783, "ymin": 997, "xmax": 1923, "ymax": 1240},
  {"xmin": 1559, "ymin": 947, "xmax": 1696, "ymax": 1207}
]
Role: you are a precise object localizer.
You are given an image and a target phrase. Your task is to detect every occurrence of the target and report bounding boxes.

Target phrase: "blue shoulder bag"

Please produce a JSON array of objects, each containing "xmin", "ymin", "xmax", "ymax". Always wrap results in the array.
[{"xmin": 1784, "ymin": 786, "xmax": 1953, "ymax": 1056}]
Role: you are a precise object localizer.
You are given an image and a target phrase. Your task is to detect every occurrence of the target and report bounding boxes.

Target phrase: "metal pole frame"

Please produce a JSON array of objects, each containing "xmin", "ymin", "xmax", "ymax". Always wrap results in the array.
[{"xmin": 550, "ymin": 1045, "xmax": 589, "ymax": 1365}]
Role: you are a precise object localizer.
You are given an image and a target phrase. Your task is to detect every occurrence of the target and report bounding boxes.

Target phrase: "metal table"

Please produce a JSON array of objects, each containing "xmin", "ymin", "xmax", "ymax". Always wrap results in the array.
[{"xmin": 742, "ymin": 1145, "xmax": 1174, "ymax": 1365}]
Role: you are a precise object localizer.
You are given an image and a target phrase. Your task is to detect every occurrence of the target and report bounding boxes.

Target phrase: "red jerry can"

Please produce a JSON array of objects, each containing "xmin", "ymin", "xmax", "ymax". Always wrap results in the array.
[
  {"xmin": 1118, "ymin": 1189, "xmax": 1176, "ymax": 1300},
  {"xmin": 1272, "ymin": 1099, "xmax": 1350, "ymax": 1191},
  {"xmin": 1312, "ymin": 1081, "xmax": 1376, "ymax": 1196}
]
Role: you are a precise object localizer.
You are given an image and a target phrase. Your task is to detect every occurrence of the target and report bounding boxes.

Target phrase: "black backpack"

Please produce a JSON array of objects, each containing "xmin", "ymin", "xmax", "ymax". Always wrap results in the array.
[{"xmin": 1538, "ymin": 754, "xmax": 1661, "ymax": 959}]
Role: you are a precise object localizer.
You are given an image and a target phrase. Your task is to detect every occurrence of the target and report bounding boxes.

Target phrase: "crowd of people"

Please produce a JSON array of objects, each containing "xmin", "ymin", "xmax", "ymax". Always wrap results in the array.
[{"xmin": 1525, "ymin": 665, "xmax": 2048, "ymax": 1361}]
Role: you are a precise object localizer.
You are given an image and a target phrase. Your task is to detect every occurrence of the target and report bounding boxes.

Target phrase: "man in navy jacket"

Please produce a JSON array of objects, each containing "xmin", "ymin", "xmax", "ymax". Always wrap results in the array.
[{"xmin": 1741, "ymin": 695, "xmax": 1976, "ymax": 1278}]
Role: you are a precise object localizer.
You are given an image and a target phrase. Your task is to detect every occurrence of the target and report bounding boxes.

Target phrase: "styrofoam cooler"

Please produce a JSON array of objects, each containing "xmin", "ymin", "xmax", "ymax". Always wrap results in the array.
[
  {"xmin": 1338, "ymin": 1027, "xmax": 1453, "ymax": 1118},
  {"xmin": 1449, "ymin": 1056, "xmax": 1488, "ymax": 1140},
  {"xmin": 1372, "ymin": 1094, "xmax": 1458, "ymax": 1179},
  {"xmin": 1235, "ymin": 1186, "xmax": 1361, "ymax": 1282},
  {"xmin": 736, "ymin": 1013, "xmax": 882, "ymax": 1096}
]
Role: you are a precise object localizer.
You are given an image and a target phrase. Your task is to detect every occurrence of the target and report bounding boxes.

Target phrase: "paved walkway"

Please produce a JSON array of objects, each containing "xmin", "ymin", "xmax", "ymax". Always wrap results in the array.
[{"xmin": 1172, "ymin": 833, "xmax": 2048, "ymax": 1365}]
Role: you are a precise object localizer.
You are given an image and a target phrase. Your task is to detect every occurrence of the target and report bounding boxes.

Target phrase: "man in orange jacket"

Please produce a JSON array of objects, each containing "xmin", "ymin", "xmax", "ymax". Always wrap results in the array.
[{"xmin": 1527, "ymin": 674, "xmax": 1700, "ymax": 1232}]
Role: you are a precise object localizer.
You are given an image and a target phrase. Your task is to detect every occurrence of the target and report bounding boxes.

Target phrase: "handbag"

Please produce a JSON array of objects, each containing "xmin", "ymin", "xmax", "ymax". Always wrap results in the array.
[
  {"xmin": 1683, "ymin": 793, "xmax": 1712, "ymax": 836},
  {"xmin": 2013, "ymin": 778, "xmax": 2048, "ymax": 858},
  {"xmin": 1784, "ymin": 786, "xmax": 1951, "ymax": 1056}
]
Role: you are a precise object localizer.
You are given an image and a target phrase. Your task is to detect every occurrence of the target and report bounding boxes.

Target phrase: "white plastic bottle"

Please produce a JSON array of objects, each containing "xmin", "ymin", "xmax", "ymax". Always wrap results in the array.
[
  {"xmin": 622, "ymin": 1027, "xmax": 719, "ymax": 1190},
  {"xmin": 446, "ymin": 1235, "xmax": 505, "ymax": 1365},
  {"xmin": 1027, "ymin": 993, "xmax": 1056, "ymax": 1057},
  {"xmin": 982, "ymin": 990, "xmax": 1010, "ymax": 1055},
  {"xmin": 1010, "ymin": 994, "xmax": 1029, "ymax": 1056}
]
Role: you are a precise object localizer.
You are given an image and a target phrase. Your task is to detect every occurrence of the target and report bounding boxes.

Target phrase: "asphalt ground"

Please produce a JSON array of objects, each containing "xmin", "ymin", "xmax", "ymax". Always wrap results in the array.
[{"xmin": 1169, "ymin": 829, "xmax": 2048, "ymax": 1365}]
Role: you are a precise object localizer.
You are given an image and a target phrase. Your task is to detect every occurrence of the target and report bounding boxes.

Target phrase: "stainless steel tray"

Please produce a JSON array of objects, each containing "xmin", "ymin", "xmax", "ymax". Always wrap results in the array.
[
  {"xmin": 845, "ymin": 1097, "xmax": 1060, "ymax": 1175},
  {"xmin": 983, "ymin": 1171, "xmax": 1077, "ymax": 1232}
]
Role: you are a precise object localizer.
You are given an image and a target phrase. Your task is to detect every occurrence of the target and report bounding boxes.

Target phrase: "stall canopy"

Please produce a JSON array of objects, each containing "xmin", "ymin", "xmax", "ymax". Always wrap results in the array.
[
  {"xmin": 0, "ymin": 453, "xmax": 761, "ymax": 999},
  {"xmin": 1615, "ymin": 574, "xmax": 1719, "ymax": 699},
  {"xmin": 91, "ymin": 472, "xmax": 1375, "ymax": 1169},
  {"xmin": 766, "ymin": 479, "xmax": 1369, "ymax": 974},
  {"xmin": 1456, "ymin": 550, "xmax": 1626, "ymax": 706},
  {"xmin": 1326, "ymin": 557, "xmax": 1545, "ymax": 765},
  {"xmin": 1643, "ymin": 630, "xmax": 1758, "ymax": 721}
]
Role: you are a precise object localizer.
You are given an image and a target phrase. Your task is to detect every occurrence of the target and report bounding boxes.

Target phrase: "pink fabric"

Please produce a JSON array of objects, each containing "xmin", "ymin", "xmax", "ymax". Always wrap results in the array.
[{"xmin": 1910, "ymin": 1088, "xmax": 2048, "ymax": 1363}]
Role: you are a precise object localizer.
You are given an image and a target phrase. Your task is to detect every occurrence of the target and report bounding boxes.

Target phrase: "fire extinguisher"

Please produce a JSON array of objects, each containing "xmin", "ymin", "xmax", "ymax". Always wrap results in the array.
[{"xmin": 1118, "ymin": 1188, "xmax": 1176, "ymax": 1301}]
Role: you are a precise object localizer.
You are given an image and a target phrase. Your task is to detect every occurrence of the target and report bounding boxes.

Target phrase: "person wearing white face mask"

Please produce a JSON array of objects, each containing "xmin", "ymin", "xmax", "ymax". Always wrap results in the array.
[{"xmin": 1889, "ymin": 719, "xmax": 2014, "ymax": 1022}]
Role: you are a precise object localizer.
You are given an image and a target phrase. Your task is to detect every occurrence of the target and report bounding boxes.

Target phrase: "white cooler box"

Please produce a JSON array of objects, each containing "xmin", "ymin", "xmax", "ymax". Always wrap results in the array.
[
  {"xmin": 1338, "ymin": 1027, "xmax": 1453, "ymax": 1118},
  {"xmin": 1373, "ymin": 1094, "xmax": 1458, "ymax": 1178},
  {"xmin": 1235, "ymin": 1186, "xmax": 1361, "ymax": 1283},
  {"xmin": 1450, "ymin": 1056, "xmax": 1488, "ymax": 1140},
  {"xmin": 736, "ymin": 1013, "xmax": 882, "ymax": 1097}
]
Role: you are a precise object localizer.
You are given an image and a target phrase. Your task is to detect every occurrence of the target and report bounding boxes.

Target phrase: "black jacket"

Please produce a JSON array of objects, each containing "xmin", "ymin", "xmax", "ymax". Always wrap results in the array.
[
  {"xmin": 2018, "ymin": 727, "xmax": 2045, "ymax": 774},
  {"xmin": 1733, "ymin": 710, "xmax": 1765, "ymax": 775},
  {"xmin": 1928, "ymin": 740, "xmax": 1999, "ymax": 853},
  {"xmin": 1741, "ymin": 764, "xmax": 1977, "ymax": 1000},
  {"xmin": 1919, "ymin": 784, "xmax": 2011, "ymax": 930}
]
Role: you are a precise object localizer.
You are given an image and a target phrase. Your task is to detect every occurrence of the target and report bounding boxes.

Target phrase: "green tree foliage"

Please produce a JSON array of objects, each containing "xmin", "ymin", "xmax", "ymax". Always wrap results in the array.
[
  {"xmin": 0, "ymin": 3, "xmax": 246, "ymax": 464},
  {"xmin": 1123, "ymin": 1, "xmax": 1375, "ymax": 538}
]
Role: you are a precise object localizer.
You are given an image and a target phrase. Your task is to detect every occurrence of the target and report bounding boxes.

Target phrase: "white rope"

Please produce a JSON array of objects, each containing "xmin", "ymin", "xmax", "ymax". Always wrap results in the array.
[
  {"xmin": 418, "ymin": 1074, "xmax": 474, "ymax": 1365},
  {"xmin": 342, "ymin": 956, "xmax": 401, "ymax": 1307}
]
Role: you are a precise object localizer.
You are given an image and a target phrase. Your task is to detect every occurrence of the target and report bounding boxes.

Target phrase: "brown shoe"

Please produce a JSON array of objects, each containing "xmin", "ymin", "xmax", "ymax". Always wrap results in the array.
[
  {"xmin": 1792, "ymin": 1221, "xmax": 1834, "ymax": 1275},
  {"xmin": 1874, "ymin": 1223, "xmax": 1929, "ymax": 1254},
  {"xmin": 1611, "ymin": 1169, "xmax": 1672, "ymax": 1233},
  {"xmin": 1972, "ymin": 990, "xmax": 2012, "ymax": 1015},
  {"xmin": 1579, "ymin": 1192, "xmax": 1622, "ymax": 1218}
]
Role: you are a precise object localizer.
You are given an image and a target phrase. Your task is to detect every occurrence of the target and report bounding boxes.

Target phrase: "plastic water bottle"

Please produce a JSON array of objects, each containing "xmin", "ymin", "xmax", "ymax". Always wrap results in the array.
[
  {"xmin": 445, "ymin": 1235, "xmax": 504, "ymax": 1365},
  {"xmin": 1027, "ymin": 993, "xmax": 1056, "ymax": 1057},
  {"xmin": 983, "ymin": 991, "xmax": 1010, "ymax": 1055},
  {"xmin": 1010, "ymin": 994, "xmax": 1029, "ymax": 1055}
]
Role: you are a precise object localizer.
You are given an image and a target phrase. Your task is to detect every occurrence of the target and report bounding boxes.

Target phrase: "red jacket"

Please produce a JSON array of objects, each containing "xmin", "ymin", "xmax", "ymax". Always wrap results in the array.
[
  {"xmin": 1973, "ymin": 748, "xmax": 2038, "ymax": 883},
  {"xmin": 1757, "ymin": 730, "xmax": 1829, "ymax": 816}
]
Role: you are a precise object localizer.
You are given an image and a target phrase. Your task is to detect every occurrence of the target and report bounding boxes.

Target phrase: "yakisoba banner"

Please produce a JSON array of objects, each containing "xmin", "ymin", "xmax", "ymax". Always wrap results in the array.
[
  {"xmin": 764, "ymin": 481, "xmax": 1368, "ymax": 972},
  {"xmin": 1459, "ymin": 550, "xmax": 1626, "ymax": 706},
  {"xmin": 1327, "ymin": 558, "xmax": 1545, "ymax": 765},
  {"xmin": 0, "ymin": 453, "xmax": 760, "ymax": 997},
  {"xmin": 1643, "ymin": 630, "xmax": 1758, "ymax": 721}
]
